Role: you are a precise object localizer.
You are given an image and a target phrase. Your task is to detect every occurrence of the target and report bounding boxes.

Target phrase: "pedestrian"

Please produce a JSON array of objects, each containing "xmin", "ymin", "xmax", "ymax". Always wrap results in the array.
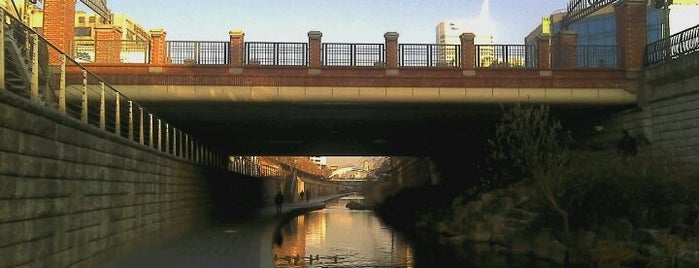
[
  {"xmin": 299, "ymin": 190, "xmax": 305, "ymax": 202},
  {"xmin": 305, "ymin": 191, "xmax": 310, "ymax": 202},
  {"xmin": 274, "ymin": 191, "xmax": 284, "ymax": 215},
  {"xmin": 617, "ymin": 129, "xmax": 638, "ymax": 158}
]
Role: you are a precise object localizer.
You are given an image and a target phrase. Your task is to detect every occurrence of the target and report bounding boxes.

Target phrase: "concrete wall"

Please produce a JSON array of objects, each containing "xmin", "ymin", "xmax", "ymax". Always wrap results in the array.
[
  {"xmin": 585, "ymin": 52, "xmax": 699, "ymax": 166},
  {"xmin": 0, "ymin": 91, "xmax": 272, "ymax": 267}
]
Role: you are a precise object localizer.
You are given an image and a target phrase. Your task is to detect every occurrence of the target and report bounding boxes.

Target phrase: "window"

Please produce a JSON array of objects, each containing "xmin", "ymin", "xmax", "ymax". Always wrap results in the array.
[
  {"xmin": 88, "ymin": 17, "xmax": 95, "ymax": 23},
  {"xmin": 78, "ymin": 17, "xmax": 85, "ymax": 23},
  {"xmin": 75, "ymin": 27, "xmax": 92, "ymax": 37}
]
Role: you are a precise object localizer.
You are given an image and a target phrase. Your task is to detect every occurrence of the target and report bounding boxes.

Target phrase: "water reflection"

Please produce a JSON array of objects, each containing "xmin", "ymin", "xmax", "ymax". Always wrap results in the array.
[{"xmin": 273, "ymin": 196, "xmax": 414, "ymax": 267}]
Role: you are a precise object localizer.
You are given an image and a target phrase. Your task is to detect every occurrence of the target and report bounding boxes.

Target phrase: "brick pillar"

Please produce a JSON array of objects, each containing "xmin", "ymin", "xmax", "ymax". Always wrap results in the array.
[
  {"xmin": 384, "ymin": 32, "xmax": 399, "ymax": 69},
  {"xmin": 229, "ymin": 29, "xmax": 245, "ymax": 67},
  {"xmin": 537, "ymin": 33, "xmax": 551, "ymax": 69},
  {"xmin": 460, "ymin": 33, "xmax": 475, "ymax": 69},
  {"xmin": 43, "ymin": 0, "xmax": 77, "ymax": 54},
  {"xmin": 308, "ymin": 31, "xmax": 322, "ymax": 67},
  {"xmin": 615, "ymin": 0, "xmax": 647, "ymax": 71},
  {"xmin": 94, "ymin": 26, "xmax": 122, "ymax": 63},
  {"xmin": 149, "ymin": 29, "xmax": 167, "ymax": 65},
  {"xmin": 552, "ymin": 30, "xmax": 578, "ymax": 68}
]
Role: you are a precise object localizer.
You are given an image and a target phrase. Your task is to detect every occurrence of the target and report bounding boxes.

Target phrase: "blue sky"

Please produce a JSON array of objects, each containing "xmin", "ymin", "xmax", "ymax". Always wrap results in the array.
[
  {"xmin": 77, "ymin": 0, "xmax": 697, "ymax": 44},
  {"xmin": 77, "ymin": 0, "xmax": 569, "ymax": 43}
]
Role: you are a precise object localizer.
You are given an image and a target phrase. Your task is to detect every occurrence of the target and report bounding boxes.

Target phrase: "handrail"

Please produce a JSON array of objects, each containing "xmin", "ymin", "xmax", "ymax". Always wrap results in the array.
[
  {"xmin": 645, "ymin": 23, "xmax": 699, "ymax": 67},
  {"xmin": 1, "ymin": 7, "xmax": 227, "ymax": 169}
]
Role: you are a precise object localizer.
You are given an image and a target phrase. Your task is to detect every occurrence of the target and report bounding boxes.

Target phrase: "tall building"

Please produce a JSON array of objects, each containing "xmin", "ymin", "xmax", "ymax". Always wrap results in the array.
[
  {"xmin": 309, "ymin": 156, "xmax": 327, "ymax": 168},
  {"xmin": 436, "ymin": 0, "xmax": 496, "ymax": 66}
]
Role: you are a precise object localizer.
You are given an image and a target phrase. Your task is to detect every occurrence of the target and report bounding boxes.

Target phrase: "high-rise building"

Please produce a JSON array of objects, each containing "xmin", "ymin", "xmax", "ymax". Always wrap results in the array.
[
  {"xmin": 309, "ymin": 156, "xmax": 327, "ymax": 168},
  {"xmin": 436, "ymin": 0, "xmax": 496, "ymax": 66}
]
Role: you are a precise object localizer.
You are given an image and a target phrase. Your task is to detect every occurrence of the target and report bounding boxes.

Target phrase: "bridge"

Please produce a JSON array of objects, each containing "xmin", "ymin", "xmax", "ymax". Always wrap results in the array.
[
  {"xmin": 2, "ymin": 0, "xmax": 699, "ymax": 267},
  {"xmin": 50, "ymin": 17, "xmax": 642, "ymax": 155}
]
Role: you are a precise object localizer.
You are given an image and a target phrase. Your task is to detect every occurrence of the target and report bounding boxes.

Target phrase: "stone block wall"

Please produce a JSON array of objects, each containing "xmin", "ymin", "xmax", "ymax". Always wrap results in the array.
[
  {"xmin": 584, "ymin": 52, "xmax": 699, "ymax": 167},
  {"xmin": 0, "ymin": 91, "xmax": 217, "ymax": 267}
]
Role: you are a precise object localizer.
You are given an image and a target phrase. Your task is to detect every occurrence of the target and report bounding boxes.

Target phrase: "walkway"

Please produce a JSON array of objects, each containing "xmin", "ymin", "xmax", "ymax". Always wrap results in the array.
[{"xmin": 103, "ymin": 193, "xmax": 348, "ymax": 268}]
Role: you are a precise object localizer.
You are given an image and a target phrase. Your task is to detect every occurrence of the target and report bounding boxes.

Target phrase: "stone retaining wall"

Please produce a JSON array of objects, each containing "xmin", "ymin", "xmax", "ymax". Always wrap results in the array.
[{"xmin": 0, "ymin": 91, "xmax": 242, "ymax": 267}]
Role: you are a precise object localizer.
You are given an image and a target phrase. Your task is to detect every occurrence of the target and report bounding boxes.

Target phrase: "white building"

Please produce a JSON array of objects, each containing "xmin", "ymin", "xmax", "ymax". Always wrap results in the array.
[{"xmin": 435, "ymin": 0, "xmax": 496, "ymax": 66}]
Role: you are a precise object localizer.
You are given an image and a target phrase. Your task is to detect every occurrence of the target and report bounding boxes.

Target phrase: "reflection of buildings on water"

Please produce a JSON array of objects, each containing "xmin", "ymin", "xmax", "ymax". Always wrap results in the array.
[
  {"xmin": 274, "ymin": 199, "xmax": 414, "ymax": 267},
  {"xmin": 273, "ymin": 215, "xmax": 307, "ymax": 267}
]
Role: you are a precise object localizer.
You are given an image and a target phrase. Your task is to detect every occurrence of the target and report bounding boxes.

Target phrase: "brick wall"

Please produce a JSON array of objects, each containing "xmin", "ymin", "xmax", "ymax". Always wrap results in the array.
[
  {"xmin": 43, "ymin": 0, "xmax": 76, "ymax": 54},
  {"xmin": 0, "ymin": 91, "xmax": 267, "ymax": 266}
]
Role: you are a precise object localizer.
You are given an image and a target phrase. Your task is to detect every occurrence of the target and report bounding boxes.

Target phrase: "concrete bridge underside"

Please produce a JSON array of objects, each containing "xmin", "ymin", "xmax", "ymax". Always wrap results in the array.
[
  {"xmin": 112, "ymin": 90, "xmax": 634, "ymax": 155},
  {"xmin": 85, "ymin": 65, "xmax": 637, "ymax": 155}
]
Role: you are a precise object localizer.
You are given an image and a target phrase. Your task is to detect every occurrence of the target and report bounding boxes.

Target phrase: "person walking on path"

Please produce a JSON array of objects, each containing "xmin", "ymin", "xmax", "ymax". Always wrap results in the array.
[
  {"xmin": 305, "ymin": 191, "xmax": 310, "ymax": 202},
  {"xmin": 617, "ymin": 129, "xmax": 638, "ymax": 158},
  {"xmin": 299, "ymin": 190, "xmax": 305, "ymax": 203},
  {"xmin": 274, "ymin": 191, "xmax": 284, "ymax": 215}
]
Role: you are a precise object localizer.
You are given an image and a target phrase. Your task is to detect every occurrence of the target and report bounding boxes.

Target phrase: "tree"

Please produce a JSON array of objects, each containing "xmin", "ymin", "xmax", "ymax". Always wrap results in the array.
[{"xmin": 486, "ymin": 104, "xmax": 574, "ymax": 233}]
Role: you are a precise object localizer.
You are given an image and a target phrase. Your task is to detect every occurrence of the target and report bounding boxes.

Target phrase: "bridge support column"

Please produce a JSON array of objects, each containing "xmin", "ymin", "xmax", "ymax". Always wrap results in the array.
[
  {"xmin": 384, "ymin": 32, "xmax": 399, "ymax": 72},
  {"xmin": 460, "ymin": 33, "xmax": 476, "ymax": 73},
  {"xmin": 95, "ymin": 26, "xmax": 122, "ymax": 63},
  {"xmin": 229, "ymin": 30, "xmax": 245, "ymax": 67},
  {"xmin": 308, "ymin": 31, "xmax": 323, "ymax": 68},
  {"xmin": 552, "ymin": 30, "xmax": 578, "ymax": 68},
  {"xmin": 149, "ymin": 29, "xmax": 167, "ymax": 65},
  {"xmin": 615, "ymin": 0, "xmax": 647, "ymax": 73},
  {"xmin": 43, "ymin": 0, "xmax": 76, "ymax": 58}
]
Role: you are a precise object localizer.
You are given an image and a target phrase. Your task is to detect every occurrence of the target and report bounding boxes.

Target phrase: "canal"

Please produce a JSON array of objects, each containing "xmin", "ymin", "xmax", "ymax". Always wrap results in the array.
[
  {"xmin": 273, "ymin": 194, "xmax": 562, "ymax": 268},
  {"xmin": 273, "ymin": 195, "xmax": 414, "ymax": 267}
]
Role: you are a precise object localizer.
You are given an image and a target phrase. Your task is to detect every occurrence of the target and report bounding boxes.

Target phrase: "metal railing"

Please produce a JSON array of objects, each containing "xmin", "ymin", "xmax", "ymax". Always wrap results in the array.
[
  {"xmin": 399, "ymin": 44, "xmax": 460, "ymax": 67},
  {"xmin": 322, "ymin": 43, "xmax": 385, "ymax": 66},
  {"xmin": 645, "ymin": 24, "xmax": 699, "ymax": 67},
  {"xmin": 1, "ymin": 8, "xmax": 225, "ymax": 167},
  {"xmin": 166, "ymin": 41, "xmax": 230, "ymax": 64},
  {"xmin": 245, "ymin": 42, "xmax": 308, "ymax": 66},
  {"xmin": 577, "ymin": 45, "xmax": 618, "ymax": 68},
  {"xmin": 476, "ymin": 44, "xmax": 538, "ymax": 68},
  {"xmin": 72, "ymin": 39, "xmax": 150, "ymax": 63}
]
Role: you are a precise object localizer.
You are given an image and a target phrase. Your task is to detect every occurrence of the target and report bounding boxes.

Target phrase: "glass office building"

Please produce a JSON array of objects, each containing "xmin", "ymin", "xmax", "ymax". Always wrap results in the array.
[{"xmin": 525, "ymin": 4, "xmax": 663, "ymax": 68}]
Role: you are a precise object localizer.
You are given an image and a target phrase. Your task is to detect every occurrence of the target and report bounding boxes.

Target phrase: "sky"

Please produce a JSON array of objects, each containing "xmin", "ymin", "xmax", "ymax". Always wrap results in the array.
[{"xmin": 76, "ymin": 0, "xmax": 697, "ymax": 44}]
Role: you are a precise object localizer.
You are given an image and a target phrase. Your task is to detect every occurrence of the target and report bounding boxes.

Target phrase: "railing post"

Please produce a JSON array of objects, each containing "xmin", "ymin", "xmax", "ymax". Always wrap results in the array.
[
  {"xmin": 149, "ymin": 29, "xmax": 167, "ymax": 65},
  {"xmin": 149, "ymin": 113, "xmax": 154, "ymax": 148},
  {"xmin": 58, "ymin": 55, "xmax": 67, "ymax": 113},
  {"xmin": 615, "ymin": 0, "xmax": 647, "ymax": 72},
  {"xmin": 95, "ymin": 26, "xmax": 122, "ymax": 63},
  {"xmin": 99, "ymin": 82, "xmax": 106, "ymax": 130},
  {"xmin": 31, "ymin": 34, "xmax": 39, "ymax": 103},
  {"xmin": 229, "ymin": 29, "xmax": 245, "ymax": 67},
  {"xmin": 460, "ymin": 33, "xmax": 476, "ymax": 71},
  {"xmin": 139, "ymin": 108, "xmax": 144, "ymax": 145},
  {"xmin": 185, "ymin": 134, "xmax": 190, "ymax": 160},
  {"xmin": 552, "ymin": 30, "xmax": 578, "ymax": 69},
  {"xmin": 384, "ymin": 32, "xmax": 399, "ymax": 69},
  {"xmin": 537, "ymin": 34, "xmax": 551, "ymax": 70},
  {"xmin": 81, "ymin": 70, "xmax": 88, "ymax": 124},
  {"xmin": 157, "ymin": 119, "xmax": 162, "ymax": 151},
  {"xmin": 308, "ymin": 31, "xmax": 322, "ymax": 67},
  {"xmin": 0, "ymin": 9, "xmax": 4, "ymax": 89},
  {"xmin": 128, "ymin": 101, "xmax": 134, "ymax": 140},
  {"xmin": 172, "ymin": 127, "xmax": 177, "ymax": 156},
  {"xmin": 115, "ymin": 92, "xmax": 121, "ymax": 136},
  {"xmin": 165, "ymin": 123, "xmax": 170, "ymax": 154}
]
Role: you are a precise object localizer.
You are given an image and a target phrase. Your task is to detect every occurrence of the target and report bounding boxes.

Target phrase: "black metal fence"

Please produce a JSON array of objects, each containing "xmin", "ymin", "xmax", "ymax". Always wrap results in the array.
[
  {"xmin": 245, "ymin": 42, "xmax": 308, "ymax": 66},
  {"xmin": 577, "ymin": 45, "xmax": 617, "ymax": 68},
  {"xmin": 322, "ymin": 43, "xmax": 384, "ymax": 66},
  {"xmin": 399, "ymin": 44, "xmax": 460, "ymax": 67},
  {"xmin": 476, "ymin": 45, "xmax": 538, "ymax": 68},
  {"xmin": 166, "ymin": 41, "xmax": 229, "ymax": 64},
  {"xmin": 72, "ymin": 40, "xmax": 150, "ymax": 63},
  {"xmin": 645, "ymin": 24, "xmax": 699, "ymax": 67}
]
